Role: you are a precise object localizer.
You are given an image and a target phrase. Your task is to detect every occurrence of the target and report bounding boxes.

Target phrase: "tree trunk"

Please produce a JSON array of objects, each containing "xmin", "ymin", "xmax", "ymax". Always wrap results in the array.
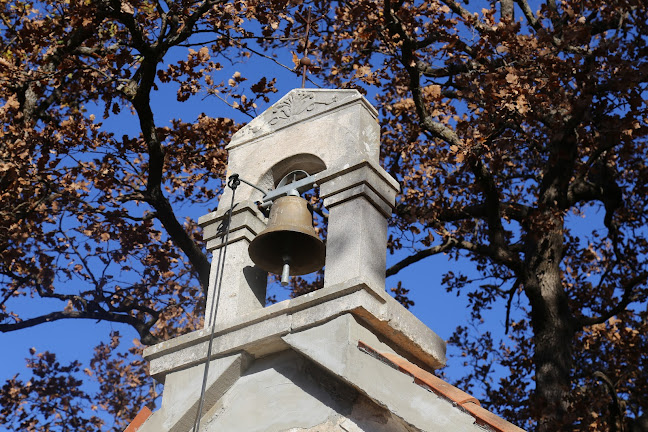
[{"xmin": 523, "ymin": 216, "xmax": 577, "ymax": 431}]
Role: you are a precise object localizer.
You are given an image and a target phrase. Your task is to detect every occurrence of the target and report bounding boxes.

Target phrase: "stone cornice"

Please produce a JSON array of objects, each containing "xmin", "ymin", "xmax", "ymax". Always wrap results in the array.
[
  {"xmin": 317, "ymin": 160, "xmax": 400, "ymax": 217},
  {"xmin": 143, "ymin": 280, "xmax": 446, "ymax": 382},
  {"xmin": 227, "ymin": 89, "xmax": 378, "ymax": 150}
]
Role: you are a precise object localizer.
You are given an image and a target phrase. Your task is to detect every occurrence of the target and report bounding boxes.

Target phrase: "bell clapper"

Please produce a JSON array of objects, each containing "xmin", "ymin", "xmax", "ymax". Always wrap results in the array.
[{"xmin": 281, "ymin": 257, "xmax": 291, "ymax": 286}]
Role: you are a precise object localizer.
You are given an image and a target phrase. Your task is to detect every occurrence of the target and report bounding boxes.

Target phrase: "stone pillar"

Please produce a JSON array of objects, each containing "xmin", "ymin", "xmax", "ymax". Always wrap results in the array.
[
  {"xmin": 198, "ymin": 201, "xmax": 267, "ymax": 327},
  {"xmin": 320, "ymin": 161, "xmax": 399, "ymax": 294}
]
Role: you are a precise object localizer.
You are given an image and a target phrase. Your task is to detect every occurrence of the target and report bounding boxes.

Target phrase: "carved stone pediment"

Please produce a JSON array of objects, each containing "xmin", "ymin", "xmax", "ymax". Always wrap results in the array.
[{"xmin": 227, "ymin": 89, "xmax": 376, "ymax": 149}]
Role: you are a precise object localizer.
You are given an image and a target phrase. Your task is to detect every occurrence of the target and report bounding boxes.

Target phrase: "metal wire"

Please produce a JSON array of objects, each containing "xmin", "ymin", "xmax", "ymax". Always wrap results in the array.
[
  {"xmin": 192, "ymin": 174, "xmax": 241, "ymax": 432},
  {"xmin": 236, "ymin": 176, "xmax": 268, "ymax": 196}
]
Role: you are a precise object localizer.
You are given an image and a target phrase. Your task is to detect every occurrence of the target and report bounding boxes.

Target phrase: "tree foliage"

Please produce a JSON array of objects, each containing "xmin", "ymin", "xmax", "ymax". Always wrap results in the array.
[{"xmin": 1, "ymin": 0, "xmax": 647, "ymax": 431}]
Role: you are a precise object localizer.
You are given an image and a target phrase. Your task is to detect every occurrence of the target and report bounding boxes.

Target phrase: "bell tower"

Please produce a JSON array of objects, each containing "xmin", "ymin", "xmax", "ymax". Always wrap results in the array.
[
  {"xmin": 197, "ymin": 88, "xmax": 399, "ymax": 327},
  {"xmin": 127, "ymin": 89, "xmax": 527, "ymax": 432}
]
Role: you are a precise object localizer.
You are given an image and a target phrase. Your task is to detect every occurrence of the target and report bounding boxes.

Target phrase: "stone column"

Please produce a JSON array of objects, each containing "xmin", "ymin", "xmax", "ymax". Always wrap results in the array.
[
  {"xmin": 198, "ymin": 201, "xmax": 267, "ymax": 327},
  {"xmin": 319, "ymin": 161, "xmax": 399, "ymax": 294}
]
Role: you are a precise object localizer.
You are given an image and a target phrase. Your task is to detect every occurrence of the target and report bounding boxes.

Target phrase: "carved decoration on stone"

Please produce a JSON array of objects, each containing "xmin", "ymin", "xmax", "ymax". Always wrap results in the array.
[
  {"xmin": 234, "ymin": 122, "xmax": 263, "ymax": 141},
  {"xmin": 229, "ymin": 89, "xmax": 364, "ymax": 147},
  {"xmin": 268, "ymin": 91, "xmax": 338, "ymax": 126}
]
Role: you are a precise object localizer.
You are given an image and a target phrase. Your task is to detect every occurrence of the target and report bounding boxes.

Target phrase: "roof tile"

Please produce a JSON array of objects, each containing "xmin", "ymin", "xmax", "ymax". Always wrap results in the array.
[
  {"xmin": 123, "ymin": 406, "xmax": 152, "ymax": 432},
  {"xmin": 357, "ymin": 340, "xmax": 526, "ymax": 432}
]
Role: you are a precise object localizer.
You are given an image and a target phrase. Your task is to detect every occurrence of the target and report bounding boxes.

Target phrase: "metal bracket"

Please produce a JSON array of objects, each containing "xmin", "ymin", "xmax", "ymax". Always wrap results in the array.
[
  {"xmin": 229, "ymin": 171, "xmax": 319, "ymax": 214},
  {"xmin": 260, "ymin": 172, "xmax": 318, "ymax": 207}
]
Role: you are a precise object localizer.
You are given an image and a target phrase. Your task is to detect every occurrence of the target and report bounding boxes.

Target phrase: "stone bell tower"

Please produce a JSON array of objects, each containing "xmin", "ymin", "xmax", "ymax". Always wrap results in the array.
[
  {"xmin": 198, "ymin": 89, "xmax": 398, "ymax": 327},
  {"xmin": 128, "ymin": 89, "xmax": 525, "ymax": 432}
]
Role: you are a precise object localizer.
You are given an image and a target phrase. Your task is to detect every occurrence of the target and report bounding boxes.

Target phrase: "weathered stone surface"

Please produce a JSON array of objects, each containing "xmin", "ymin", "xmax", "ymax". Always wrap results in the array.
[
  {"xmin": 193, "ymin": 349, "xmax": 421, "ymax": 432},
  {"xmin": 262, "ymin": 393, "xmax": 418, "ymax": 432},
  {"xmin": 196, "ymin": 89, "xmax": 392, "ymax": 330},
  {"xmin": 205, "ymin": 241, "xmax": 267, "ymax": 327},
  {"xmin": 138, "ymin": 353, "xmax": 251, "ymax": 432},
  {"xmin": 323, "ymin": 196, "xmax": 389, "ymax": 293},
  {"xmin": 319, "ymin": 161, "xmax": 399, "ymax": 217},
  {"xmin": 316, "ymin": 160, "xmax": 400, "ymax": 293},
  {"xmin": 284, "ymin": 315, "xmax": 484, "ymax": 432},
  {"xmin": 228, "ymin": 89, "xmax": 377, "ymax": 151},
  {"xmin": 199, "ymin": 351, "xmax": 343, "ymax": 432},
  {"xmin": 218, "ymin": 89, "xmax": 380, "ymax": 205},
  {"xmin": 143, "ymin": 281, "xmax": 446, "ymax": 382},
  {"xmin": 199, "ymin": 200, "xmax": 267, "ymax": 249},
  {"xmin": 199, "ymin": 201, "xmax": 268, "ymax": 327}
]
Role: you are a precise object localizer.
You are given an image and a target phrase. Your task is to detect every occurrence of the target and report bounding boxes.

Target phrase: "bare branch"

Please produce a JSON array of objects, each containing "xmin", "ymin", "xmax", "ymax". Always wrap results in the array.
[
  {"xmin": 437, "ymin": 0, "xmax": 495, "ymax": 33},
  {"xmin": 0, "ymin": 309, "xmax": 161, "ymax": 345},
  {"xmin": 114, "ymin": 2, "xmax": 215, "ymax": 292},
  {"xmin": 500, "ymin": 0, "xmax": 514, "ymax": 21},
  {"xmin": 386, "ymin": 237, "xmax": 456, "ymax": 277},
  {"xmin": 417, "ymin": 59, "xmax": 479, "ymax": 79},
  {"xmin": 515, "ymin": 0, "xmax": 540, "ymax": 29},
  {"xmin": 386, "ymin": 231, "xmax": 522, "ymax": 278},
  {"xmin": 579, "ymin": 272, "xmax": 648, "ymax": 327},
  {"xmin": 469, "ymin": 157, "xmax": 522, "ymax": 270},
  {"xmin": 106, "ymin": 0, "xmax": 154, "ymax": 56},
  {"xmin": 384, "ymin": 0, "xmax": 463, "ymax": 148},
  {"xmin": 164, "ymin": 0, "xmax": 226, "ymax": 48},
  {"xmin": 593, "ymin": 371, "xmax": 626, "ymax": 432},
  {"xmin": 504, "ymin": 280, "xmax": 520, "ymax": 334},
  {"xmin": 436, "ymin": 201, "xmax": 532, "ymax": 223}
]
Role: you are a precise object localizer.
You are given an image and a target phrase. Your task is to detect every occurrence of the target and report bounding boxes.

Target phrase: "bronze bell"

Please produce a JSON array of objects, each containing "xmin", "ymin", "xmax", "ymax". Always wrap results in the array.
[{"xmin": 248, "ymin": 195, "xmax": 325, "ymax": 285}]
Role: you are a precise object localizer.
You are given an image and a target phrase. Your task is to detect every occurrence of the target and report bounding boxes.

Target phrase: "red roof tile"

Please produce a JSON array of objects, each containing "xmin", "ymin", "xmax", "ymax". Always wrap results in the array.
[
  {"xmin": 123, "ymin": 406, "xmax": 152, "ymax": 432},
  {"xmin": 357, "ymin": 341, "xmax": 526, "ymax": 432}
]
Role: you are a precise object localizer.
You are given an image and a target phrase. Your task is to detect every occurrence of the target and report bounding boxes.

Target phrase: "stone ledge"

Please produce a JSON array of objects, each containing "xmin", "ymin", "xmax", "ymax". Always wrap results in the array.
[
  {"xmin": 143, "ymin": 280, "xmax": 446, "ymax": 381},
  {"xmin": 204, "ymin": 228, "xmax": 255, "ymax": 251},
  {"xmin": 198, "ymin": 200, "xmax": 265, "ymax": 232},
  {"xmin": 199, "ymin": 201, "xmax": 267, "ymax": 251},
  {"xmin": 323, "ymin": 183, "xmax": 393, "ymax": 218},
  {"xmin": 317, "ymin": 160, "xmax": 400, "ymax": 198}
]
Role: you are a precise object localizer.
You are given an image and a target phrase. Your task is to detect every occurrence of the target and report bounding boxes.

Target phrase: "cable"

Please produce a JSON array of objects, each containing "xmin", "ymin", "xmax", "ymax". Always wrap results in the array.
[
  {"xmin": 192, "ymin": 174, "xmax": 240, "ymax": 432},
  {"xmin": 237, "ymin": 176, "xmax": 268, "ymax": 196}
]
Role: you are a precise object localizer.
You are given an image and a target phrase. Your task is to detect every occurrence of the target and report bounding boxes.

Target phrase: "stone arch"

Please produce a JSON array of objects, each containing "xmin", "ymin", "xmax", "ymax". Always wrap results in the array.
[{"xmin": 267, "ymin": 153, "xmax": 327, "ymax": 187}]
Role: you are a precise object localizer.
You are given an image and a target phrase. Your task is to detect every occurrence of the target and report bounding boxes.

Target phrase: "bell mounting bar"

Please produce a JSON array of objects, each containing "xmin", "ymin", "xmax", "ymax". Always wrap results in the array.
[{"xmin": 260, "ymin": 171, "xmax": 318, "ymax": 207}]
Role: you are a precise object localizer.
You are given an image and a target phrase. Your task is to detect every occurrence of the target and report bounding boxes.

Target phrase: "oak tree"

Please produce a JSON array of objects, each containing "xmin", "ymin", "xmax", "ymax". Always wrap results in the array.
[
  {"xmin": 292, "ymin": 0, "xmax": 648, "ymax": 429},
  {"xmin": 1, "ymin": 0, "xmax": 647, "ymax": 431}
]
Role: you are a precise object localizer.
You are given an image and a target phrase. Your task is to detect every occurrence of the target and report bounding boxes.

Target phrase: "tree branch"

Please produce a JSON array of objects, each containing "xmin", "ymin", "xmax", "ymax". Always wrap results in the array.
[
  {"xmin": 133, "ymin": 74, "xmax": 211, "ymax": 291},
  {"xmin": 386, "ymin": 237, "xmax": 456, "ymax": 277},
  {"xmin": 2, "ymin": 268, "xmax": 163, "ymax": 340},
  {"xmin": 469, "ymin": 157, "xmax": 522, "ymax": 271},
  {"xmin": 437, "ymin": 201, "xmax": 531, "ymax": 223},
  {"xmin": 383, "ymin": 0, "xmax": 462, "ymax": 148},
  {"xmin": 155, "ymin": 0, "xmax": 227, "ymax": 51},
  {"xmin": 515, "ymin": 0, "xmax": 540, "ymax": 30},
  {"xmin": 113, "ymin": 2, "xmax": 216, "ymax": 293},
  {"xmin": 593, "ymin": 370, "xmax": 626, "ymax": 432},
  {"xmin": 106, "ymin": 0, "xmax": 154, "ymax": 56},
  {"xmin": 384, "ymin": 0, "xmax": 522, "ymax": 275},
  {"xmin": 500, "ymin": 0, "xmax": 514, "ymax": 21},
  {"xmin": 579, "ymin": 272, "xmax": 648, "ymax": 327},
  {"xmin": 504, "ymin": 280, "xmax": 520, "ymax": 334},
  {"xmin": 437, "ymin": 0, "xmax": 495, "ymax": 33},
  {"xmin": 0, "ymin": 309, "xmax": 161, "ymax": 345},
  {"xmin": 417, "ymin": 59, "xmax": 479, "ymax": 79}
]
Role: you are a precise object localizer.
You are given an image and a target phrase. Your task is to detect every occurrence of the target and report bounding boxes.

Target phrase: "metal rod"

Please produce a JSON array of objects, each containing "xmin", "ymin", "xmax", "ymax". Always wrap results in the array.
[
  {"xmin": 192, "ymin": 175, "xmax": 240, "ymax": 432},
  {"xmin": 234, "ymin": 174, "xmax": 268, "ymax": 195},
  {"xmin": 301, "ymin": 7, "xmax": 312, "ymax": 88}
]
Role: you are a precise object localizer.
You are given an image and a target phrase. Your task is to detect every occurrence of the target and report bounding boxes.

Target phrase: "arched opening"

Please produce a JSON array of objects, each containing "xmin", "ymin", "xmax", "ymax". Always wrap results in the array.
[{"xmin": 269, "ymin": 153, "xmax": 327, "ymax": 187}]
